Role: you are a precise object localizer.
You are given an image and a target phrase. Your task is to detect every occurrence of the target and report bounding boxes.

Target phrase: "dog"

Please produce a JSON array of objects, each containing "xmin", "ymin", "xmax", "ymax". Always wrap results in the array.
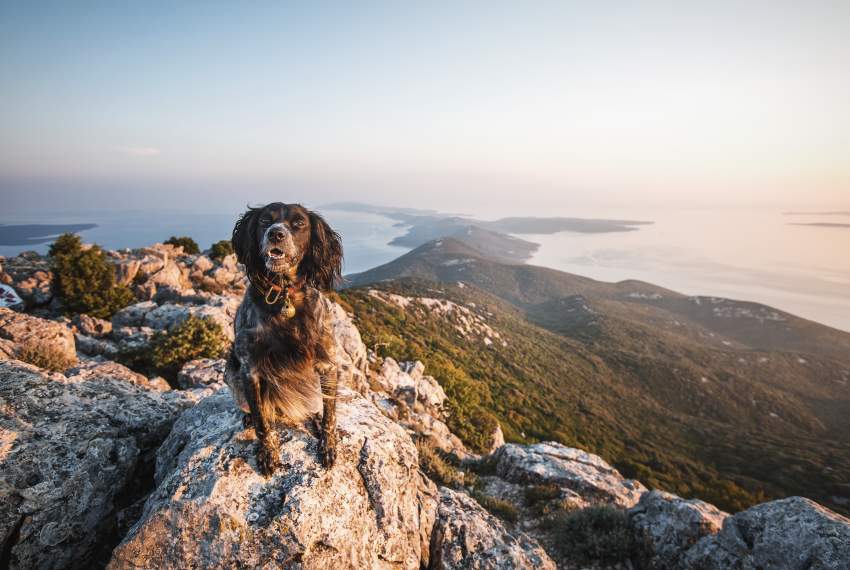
[{"xmin": 225, "ymin": 202, "xmax": 343, "ymax": 476}]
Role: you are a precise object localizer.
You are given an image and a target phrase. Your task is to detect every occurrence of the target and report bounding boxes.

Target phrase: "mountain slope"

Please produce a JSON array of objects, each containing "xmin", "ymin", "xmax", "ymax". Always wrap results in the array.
[{"xmin": 341, "ymin": 240, "xmax": 850, "ymax": 514}]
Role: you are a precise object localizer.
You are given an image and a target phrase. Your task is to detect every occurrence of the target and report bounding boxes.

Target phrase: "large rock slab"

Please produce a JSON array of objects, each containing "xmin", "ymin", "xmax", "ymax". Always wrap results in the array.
[
  {"xmin": 491, "ymin": 442, "xmax": 646, "ymax": 508},
  {"xmin": 109, "ymin": 388, "xmax": 430, "ymax": 569},
  {"xmin": 630, "ymin": 489, "xmax": 728, "ymax": 569},
  {"xmin": 0, "ymin": 307, "xmax": 76, "ymax": 365},
  {"xmin": 683, "ymin": 496, "xmax": 850, "ymax": 569},
  {"xmin": 429, "ymin": 487, "xmax": 556, "ymax": 569},
  {"xmin": 0, "ymin": 360, "xmax": 193, "ymax": 570},
  {"xmin": 176, "ymin": 357, "xmax": 225, "ymax": 389}
]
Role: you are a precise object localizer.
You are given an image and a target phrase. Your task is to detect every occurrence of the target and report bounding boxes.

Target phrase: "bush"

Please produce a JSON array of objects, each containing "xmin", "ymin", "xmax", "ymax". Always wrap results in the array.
[
  {"xmin": 417, "ymin": 440, "xmax": 466, "ymax": 488},
  {"xmin": 470, "ymin": 490, "xmax": 519, "ymax": 523},
  {"xmin": 164, "ymin": 236, "xmax": 199, "ymax": 255},
  {"xmin": 50, "ymin": 233, "xmax": 135, "ymax": 319},
  {"xmin": 16, "ymin": 342, "xmax": 77, "ymax": 372},
  {"xmin": 119, "ymin": 315, "xmax": 228, "ymax": 382},
  {"xmin": 550, "ymin": 506, "xmax": 636, "ymax": 565},
  {"xmin": 209, "ymin": 240, "xmax": 234, "ymax": 260}
]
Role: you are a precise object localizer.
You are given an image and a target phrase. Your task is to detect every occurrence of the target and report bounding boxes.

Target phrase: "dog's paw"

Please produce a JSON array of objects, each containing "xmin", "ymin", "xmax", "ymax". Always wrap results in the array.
[
  {"xmin": 318, "ymin": 430, "xmax": 337, "ymax": 469},
  {"xmin": 256, "ymin": 440, "xmax": 282, "ymax": 477}
]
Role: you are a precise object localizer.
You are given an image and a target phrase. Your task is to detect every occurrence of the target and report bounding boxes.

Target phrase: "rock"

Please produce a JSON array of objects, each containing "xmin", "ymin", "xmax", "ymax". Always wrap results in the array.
[
  {"xmin": 429, "ymin": 487, "xmax": 556, "ymax": 569},
  {"xmin": 373, "ymin": 357, "xmax": 415, "ymax": 394},
  {"xmin": 0, "ymin": 360, "xmax": 193, "ymax": 570},
  {"xmin": 630, "ymin": 490, "xmax": 728, "ymax": 569},
  {"xmin": 191, "ymin": 255, "xmax": 214, "ymax": 274},
  {"xmin": 0, "ymin": 283, "xmax": 25, "ymax": 310},
  {"xmin": 176, "ymin": 358, "xmax": 226, "ymax": 389},
  {"xmin": 401, "ymin": 359, "xmax": 426, "ymax": 381},
  {"xmin": 0, "ymin": 307, "xmax": 76, "ymax": 365},
  {"xmin": 109, "ymin": 388, "xmax": 430, "ymax": 569},
  {"xmin": 72, "ymin": 313, "xmax": 112, "ymax": 337},
  {"xmin": 133, "ymin": 280, "xmax": 157, "ymax": 300},
  {"xmin": 114, "ymin": 259, "xmax": 141, "ymax": 287},
  {"xmin": 112, "ymin": 301, "xmax": 157, "ymax": 329},
  {"xmin": 683, "ymin": 496, "xmax": 850, "ymax": 569},
  {"xmin": 220, "ymin": 253, "xmax": 238, "ymax": 272},
  {"xmin": 416, "ymin": 374, "xmax": 447, "ymax": 410},
  {"xmin": 491, "ymin": 442, "xmax": 646, "ymax": 508},
  {"xmin": 2, "ymin": 253, "xmax": 53, "ymax": 306},
  {"xmin": 486, "ymin": 422, "xmax": 505, "ymax": 453},
  {"xmin": 326, "ymin": 301, "xmax": 368, "ymax": 393},
  {"xmin": 75, "ymin": 333, "xmax": 119, "ymax": 357},
  {"xmin": 65, "ymin": 357, "xmax": 168, "ymax": 391},
  {"xmin": 142, "ymin": 303, "xmax": 190, "ymax": 330}
]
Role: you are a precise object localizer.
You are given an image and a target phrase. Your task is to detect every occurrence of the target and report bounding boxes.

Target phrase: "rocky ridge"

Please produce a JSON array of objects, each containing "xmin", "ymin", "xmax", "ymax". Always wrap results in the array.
[{"xmin": 0, "ymin": 243, "xmax": 848, "ymax": 569}]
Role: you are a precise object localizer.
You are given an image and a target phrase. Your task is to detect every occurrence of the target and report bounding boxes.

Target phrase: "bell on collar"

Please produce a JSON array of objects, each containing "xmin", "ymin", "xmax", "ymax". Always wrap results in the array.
[{"xmin": 282, "ymin": 296, "xmax": 296, "ymax": 319}]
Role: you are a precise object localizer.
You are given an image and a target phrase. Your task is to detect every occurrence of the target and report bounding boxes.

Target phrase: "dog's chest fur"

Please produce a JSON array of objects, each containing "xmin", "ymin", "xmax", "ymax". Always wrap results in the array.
[{"xmin": 226, "ymin": 287, "xmax": 333, "ymax": 424}]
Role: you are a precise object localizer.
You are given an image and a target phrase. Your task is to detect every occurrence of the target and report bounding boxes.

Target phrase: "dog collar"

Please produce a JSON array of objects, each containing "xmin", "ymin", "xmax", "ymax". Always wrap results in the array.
[{"xmin": 257, "ymin": 274, "xmax": 304, "ymax": 318}]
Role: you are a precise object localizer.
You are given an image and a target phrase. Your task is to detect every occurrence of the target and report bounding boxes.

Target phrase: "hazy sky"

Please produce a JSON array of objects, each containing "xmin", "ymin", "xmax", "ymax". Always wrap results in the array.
[{"xmin": 2, "ymin": 0, "xmax": 848, "ymax": 213}]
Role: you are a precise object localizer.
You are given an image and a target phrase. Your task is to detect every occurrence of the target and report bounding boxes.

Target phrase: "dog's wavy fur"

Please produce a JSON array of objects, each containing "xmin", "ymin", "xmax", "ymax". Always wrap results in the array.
[{"xmin": 224, "ymin": 203, "xmax": 343, "ymax": 474}]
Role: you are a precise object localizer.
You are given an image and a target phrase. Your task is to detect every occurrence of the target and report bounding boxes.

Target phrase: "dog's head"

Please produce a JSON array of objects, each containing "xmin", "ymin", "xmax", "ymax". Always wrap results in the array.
[{"xmin": 232, "ymin": 203, "xmax": 343, "ymax": 291}]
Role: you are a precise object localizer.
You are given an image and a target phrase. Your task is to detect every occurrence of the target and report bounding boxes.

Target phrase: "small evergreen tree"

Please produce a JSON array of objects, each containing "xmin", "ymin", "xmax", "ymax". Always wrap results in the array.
[
  {"xmin": 209, "ymin": 239, "xmax": 234, "ymax": 260},
  {"xmin": 164, "ymin": 236, "xmax": 200, "ymax": 254},
  {"xmin": 50, "ymin": 233, "xmax": 134, "ymax": 318}
]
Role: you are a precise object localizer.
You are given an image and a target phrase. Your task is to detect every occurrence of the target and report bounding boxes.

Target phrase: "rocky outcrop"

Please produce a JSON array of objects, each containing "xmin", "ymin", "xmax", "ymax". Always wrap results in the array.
[
  {"xmin": 0, "ymin": 307, "xmax": 76, "ymax": 365},
  {"xmin": 683, "ymin": 496, "xmax": 850, "ymax": 569},
  {"xmin": 367, "ymin": 356, "xmax": 466, "ymax": 458},
  {"xmin": 65, "ymin": 357, "xmax": 170, "ymax": 392},
  {"xmin": 630, "ymin": 490, "xmax": 728, "ymax": 569},
  {"xmin": 110, "ymin": 388, "xmax": 431, "ymax": 569},
  {"xmin": 1, "ymin": 252, "xmax": 53, "ymax": 307},
  {"xmin": 72, "ymin": 313, "xmax": 112, "ymax": 337},
  {"xmin": 0, "ymin": 360, "xmax": 193, "ymax": 570},
  {"xmin": 430, "ymin": 488, "xmax": 556, "ymax": 569},
  {"xmin": 491, "ymin": 442, "xmax": 647, "ymax": 508},
  {"xmin": 176, "ymin": 357, "xmax": 225, "ymax": 389}
]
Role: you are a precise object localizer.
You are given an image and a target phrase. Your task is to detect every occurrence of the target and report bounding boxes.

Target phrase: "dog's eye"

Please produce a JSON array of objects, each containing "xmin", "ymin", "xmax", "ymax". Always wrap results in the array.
[{"xmin": 292, "ymin": 219, "xmax": 306, "ymax": 229}]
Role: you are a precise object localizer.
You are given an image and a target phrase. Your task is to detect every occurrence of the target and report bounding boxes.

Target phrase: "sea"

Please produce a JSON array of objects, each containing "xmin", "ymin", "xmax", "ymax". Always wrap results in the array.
[{"xmin": 2, "ymin": 206, "xmax": 848, "ymax": 332}]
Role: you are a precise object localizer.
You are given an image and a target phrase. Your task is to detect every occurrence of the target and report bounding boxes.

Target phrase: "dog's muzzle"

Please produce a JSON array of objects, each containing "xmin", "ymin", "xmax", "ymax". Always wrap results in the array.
[{"xmin": 263, "ymin": 224, "xmax": 298, "ymax": 272}]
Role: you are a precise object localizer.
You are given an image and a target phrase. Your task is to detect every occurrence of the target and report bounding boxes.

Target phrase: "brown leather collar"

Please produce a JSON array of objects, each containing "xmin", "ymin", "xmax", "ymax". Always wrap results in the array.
[{"xmin": 252, "ymin": 273, "xmax": 305, "ymax": 306}]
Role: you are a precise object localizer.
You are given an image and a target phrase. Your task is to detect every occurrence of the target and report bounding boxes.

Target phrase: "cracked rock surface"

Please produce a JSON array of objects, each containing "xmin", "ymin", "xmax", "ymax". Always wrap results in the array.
[
  {"xmin": 109, "ymin": 388, "xmax": 432, "ymax": 569},
  {"xmin": 0, "ymin": 360, "xmax": 193, "ymax": 570}
]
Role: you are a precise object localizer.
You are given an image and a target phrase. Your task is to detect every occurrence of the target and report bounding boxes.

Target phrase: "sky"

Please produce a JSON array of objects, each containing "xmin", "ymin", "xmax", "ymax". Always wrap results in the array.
[{"xmin": 1, "ymin": 0, "xmax": 849, "ymax": 214}]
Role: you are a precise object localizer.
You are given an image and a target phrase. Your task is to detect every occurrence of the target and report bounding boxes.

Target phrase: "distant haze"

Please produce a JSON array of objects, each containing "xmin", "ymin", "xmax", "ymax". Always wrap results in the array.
[{"xmin": 1, "ymin": 1, "xmax": 849, "ymax": 213}]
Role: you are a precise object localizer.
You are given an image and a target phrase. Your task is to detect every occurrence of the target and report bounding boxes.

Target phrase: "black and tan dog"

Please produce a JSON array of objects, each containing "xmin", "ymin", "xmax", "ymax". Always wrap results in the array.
[{"xmin": 225, "ymin": 202, "xmax": 343, "ymax": 476}]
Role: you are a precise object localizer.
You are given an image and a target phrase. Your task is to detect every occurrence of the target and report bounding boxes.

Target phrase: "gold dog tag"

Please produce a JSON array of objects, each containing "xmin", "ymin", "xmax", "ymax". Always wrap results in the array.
[{"xmin": 283, "ymin": 297, "xmax": 296, "ymax": 319}]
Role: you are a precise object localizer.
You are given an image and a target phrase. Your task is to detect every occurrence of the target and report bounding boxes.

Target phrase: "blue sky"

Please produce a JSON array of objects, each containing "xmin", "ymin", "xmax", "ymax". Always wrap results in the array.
[{"xmin": 2, "ymin": 1, "xmax": 849, "ymax": 214}]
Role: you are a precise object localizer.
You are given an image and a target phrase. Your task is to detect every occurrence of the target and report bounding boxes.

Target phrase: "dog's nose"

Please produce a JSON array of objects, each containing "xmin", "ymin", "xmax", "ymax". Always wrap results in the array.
[{"xmin": 270, "ymin": 228, "xmax": 286, "ymax": 242}]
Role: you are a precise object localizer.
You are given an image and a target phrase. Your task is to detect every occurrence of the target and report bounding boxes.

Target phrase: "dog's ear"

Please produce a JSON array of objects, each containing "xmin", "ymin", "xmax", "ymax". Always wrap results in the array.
[
  {"xmin": 232, "ymin": 206, "xmax": 263, "ymax": 277},
  {"xmin": 300, "ymin": 210, "xmax": 343, "ymax": 290}
]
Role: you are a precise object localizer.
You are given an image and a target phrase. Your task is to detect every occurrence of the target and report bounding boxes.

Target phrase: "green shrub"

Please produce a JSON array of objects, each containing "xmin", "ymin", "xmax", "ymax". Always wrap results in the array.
[
  {"xmin": 17, "ymin": 342, "xmax": 77, "ymax": 372},
  {"xmin": 550, "ymin": 506, "xmax": 636, "ymax": 565},
  {"xmin": 417, "ymin": 440, "xmax": 466, "ymax": 488},
  {"xmin": 119, "ymin": 315, "xmax": 228, "ymax": 382},
  {"xmin": 50, "ymin": 233, "xmax": 135, "ymax": 319},
  {"xmin": 209, "ymin": 240, "xmax": 234, "ymax": 260},
  {"xmin": 470, "ymin": 490, "xmax": 519, "ymax": 523},
  {"xmin": 164, "ymin": 236, "xmax": 199, "ymax": 255}
]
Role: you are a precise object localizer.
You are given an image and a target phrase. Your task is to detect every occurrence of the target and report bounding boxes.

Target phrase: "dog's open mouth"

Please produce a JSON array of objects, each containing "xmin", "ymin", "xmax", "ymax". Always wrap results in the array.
[{"xmin": 268, "ymin": 247, "xmax": 286, "ymax": 260}]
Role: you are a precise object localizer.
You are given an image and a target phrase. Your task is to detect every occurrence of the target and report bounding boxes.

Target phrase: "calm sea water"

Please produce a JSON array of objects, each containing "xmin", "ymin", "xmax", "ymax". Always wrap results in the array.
[
  {"xmin": 0, "ymin": 208, "xmax": 409, "ymax": 276},
  {"xmin": 514, "ymin": 209, "xmax": 850, "ymax": 333},
  {"xmin": 2, "ymin": 206, "xmax": 848, "ymax": 332}
]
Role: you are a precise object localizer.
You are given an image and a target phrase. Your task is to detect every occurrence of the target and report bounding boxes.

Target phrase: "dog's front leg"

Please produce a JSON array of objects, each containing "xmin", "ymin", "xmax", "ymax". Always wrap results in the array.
[
  {"xmin": 317, "ymin": 365, "xmax": 339, "ymax": 468},
  {"xmin": 244, "ymin": 370, "xmax": 281, "ymax": 477}
]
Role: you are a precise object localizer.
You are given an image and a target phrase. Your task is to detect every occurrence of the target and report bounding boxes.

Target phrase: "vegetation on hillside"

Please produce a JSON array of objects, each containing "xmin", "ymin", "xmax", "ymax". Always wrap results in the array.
[
  {"xmin": 341, "ymin": 279, "xmax": 849, "ymax": 515},
  {"xmin": 50, "ymin": 233, "xmax": 135, "ymax": 318}
]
